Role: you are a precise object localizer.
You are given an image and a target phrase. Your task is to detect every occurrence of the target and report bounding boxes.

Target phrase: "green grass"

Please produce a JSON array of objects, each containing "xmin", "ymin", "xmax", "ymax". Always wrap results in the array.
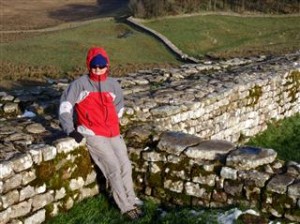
[
  {"xmin": 46, "ymin": 194, "xmax": 220, "ymax": 224},
  {"xmin": 246, "ymin": 113, "xmax": 300, "ymax": 162},
  {"xmin": 0, "ymin": 19, "xmax": 178, "ymax": 79},
  {"xmin": 143, "ymin": 15, "xmax": 300, "ymax": 58},
  {"xmin": 1, "ymin": 15, "xmax": 299, "ymax": 81}
]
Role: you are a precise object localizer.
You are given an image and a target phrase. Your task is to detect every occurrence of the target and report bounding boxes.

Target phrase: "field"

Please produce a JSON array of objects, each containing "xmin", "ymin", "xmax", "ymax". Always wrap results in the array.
[{"xmin": 0, "ymin": 0, "xmax": 299, "ymax": 90}]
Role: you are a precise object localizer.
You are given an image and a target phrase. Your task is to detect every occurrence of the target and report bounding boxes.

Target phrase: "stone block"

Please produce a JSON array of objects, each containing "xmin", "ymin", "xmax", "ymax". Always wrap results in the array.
[
  {"xmin": 192, "ymin": 173, "xmax": 216, "ymax": 187},
  {"xmin": 267, "ymin": 174, "xmax": 295, "ymax": 194},
  {"xmin": 288, "ymin": 181, "xmax": 300, "ymax": 197},
  {"xmin": 78, "ymin": 185, "xmax": 99, "ymax": 202},
  {"xmin": 11, "ymin": 153, "xmax": 33, "ymax": 173},
  {"xmin": 238, "ymin": 170, "xmax": 270, "ymax": 187},
  {"xmin": 32, "ymin": 192, "xmax": 54, "ymax": 211},
  {"xmin": 69, "ymin": 177, "xmax": 85, "ymax": 191},
  {"xmin": 41, "ymin": 145, "xmax": 57, "ymax": 161},
  {"xmin": 158, "ymin": 131, "xmax": 202, "ymax": 156},
  {"xmin": 0, "ymin": 161, "xmax": 14, "ymax": 180},
  {"xmin": 224, "ymin": 180, "xmax": 243, "ymax": 197},
  {"xmin": 3, "ymin": 174, "xmax": 22, "ymax": 193},
  {"xmin": 164, "ymin": 179, "xmax": 183, "ymax": 193},
  {"xmin": 28, "ymin": 145, "xmax": 43, "ymax": 165},
  {"xmin": 54, "ymin": 138, "xmax": 84, "ymax": 154},
  {"xmin": 21, "ymin": 170, "xmax": 36, "ymax": 185},
  {"xmin": 185, "ymin": 182, "xmax": 211, "ymax": 200},
  {"xmin": 24, "ymin": 209, "xmax": 46, "ymax": 224},
  {"xmin": 220, "ymin": 167, "xmax": 237, "ymax": 180},
  {"xmin": 20, "ymin": 185, "xmax": 36, "ymax": 201},
  {"xmin": 10, "ymin": 200, "xmax": 32, "ymax": 219},
  {"xmin": 85, "ymin": 171, "xmax": 97, "ymax": 186},
  {"xmin": 0, "ymin": 207, "xmax": 12, "ymax": 224},
  {"xmin": 185, "ymin": 140, "xmax": 235, "ymax": 160},
  {"xmin": 1, "ymin": 190, "xmax": 19, "ymax": 209},
  {"xmin": 226, "ymin": 146, "xmax": 277, "ymax": 170},
  {"xmin": 142, "ymin": 151, "xmax": 166, "ymax": 162}
]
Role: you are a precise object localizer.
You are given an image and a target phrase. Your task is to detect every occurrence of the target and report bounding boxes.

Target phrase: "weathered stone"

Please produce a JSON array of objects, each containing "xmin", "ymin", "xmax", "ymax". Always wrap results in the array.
[
  {"xmin": 142, "ymin": 151, "xmax": 166, "ymax": 162},
  {"xmin": 11, "ymin": 153, "xmax": 33, "ymax": 172},
  {"xmin": 192, "ymin": 173, "xmax": 216, "ymax": 186},
  {"xmin": 20, "ymin": 185, "xmax": 36, "ymax": 201},
  {"xmin": 10, "ymin": 200, "xmax": 32, "ymax": 219},
  {"xmin": 1, "ymin": 190, "xmax": 19, "ymax": 209},
  {"xmin": 0, "ymin": 207, "xmax": 12, "ymax": 224},
  {"xmin": 28, "ymin": 145, "xmax": 43, "ymax": 164},
  {"xmin": 3, "ymin": 103, "xmax": 19, "ymax": 114},
  {"xmin": 0, "ymin": 161, "xmax": 14, "ymax": 179},
  {"xmin": 85, "ymin": 171, "xmax": 97, "ymax": 186},
  {"xmin": 185, "ymin": 140, "xmax": 235, "ymax": 160},
  {"xmin": 126, "ymin": 125, "xmax": 153, "ymax": 144},
  {"xmin": 150, "ymin": 105, "xmax": 182, "ymax": 117},
  {"xmin": 3, "ymin": 174, "xmax": 22, "ymax": 193},
  {"xmin": 32, "ymin": 192, "xmax": 54, "ymax": 211},
  {"xmin": 41, "ymin": 145, "xmax": 57, "ymax": 161},
  {"xmin": 69, "ymin": 177, "xmax": 85, "ymax": 191},
  {"xmin": 224, "ymin": 180, "xmax": 243, "ymax": 196},
  {"xmin": 55, "ymin": 187, "xmax": 66, "ymax": 200},
  {"xmin": 79, "ymin": 185, "xmax": 99, "ymax": 201},
  {"xmin": 64, "ymin": 197, "xmax": 74, "ymax": 210},
  {"xmin": 185, "ymin": 182, "xmax": 211, "ymax": 200},
  {"xmin": 54, "ymin": 138, "xmax": 84, "ymax": 154},
  {"xmin": 25, "ymin": 123, "xmax": 46, "ymax": 134},
  {"xmin": 238, "ymin": 170, "xmax": 270, "ymax": 187},
  {"xmin": 24, "ymin": 209, "xmax": 46, "ymax": 224},
  {"xmin": 287, "ymin": 181, "xmax": 300, "ymax": 197},
  {"xmin": 158, "ymin": 131, "xmax": 203, "ymax": 156},
  {"xmin": 267, "ymin": 174, "xmax": 295, "ymax": 194},
  {"xmin": 220, "ymin": 167, "xmax": 237, "ymax": 180},
  {"xmin": 226, "ymin": 146, "xmax": 277, "ymax": 170},
  {"xmin": 149, "ymin": 162, "xmax": 161, "ymax": 174},
  {"xmin": 164, "ymin": 179, "xmax": 183, "ymax": 193},
  {"xmin": 21, "ymin": 170, "xmax": 36, "ymax": 185},
  {"xmin": 0, "ymin": 181, "xmax": 3, "ymax": 194}
]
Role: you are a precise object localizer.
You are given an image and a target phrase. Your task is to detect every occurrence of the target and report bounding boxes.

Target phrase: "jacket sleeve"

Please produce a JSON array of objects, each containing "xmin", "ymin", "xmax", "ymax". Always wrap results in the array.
[
  {"xmin": 59, "ymin": 81, "xmax": 80, "ymax": 135},
  {"xmin": 113, "ymin": 80, "xmax": 124, "ymax": 118}
]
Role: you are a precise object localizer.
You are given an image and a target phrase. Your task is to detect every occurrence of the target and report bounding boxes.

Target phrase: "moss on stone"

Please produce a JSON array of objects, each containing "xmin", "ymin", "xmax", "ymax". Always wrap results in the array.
[
  {"xmin": 71, "ymin": 146, "xmax": 93, "ymax": 180},
  {"xmin": 32, "ymin": 145, "xmax": 94, "ymax": 192},
  {"xmin": 147, "ymin": 172, "xmax": 163, "ymax": 187},
  {"xmin": 286, "ymin": 70, "xmax": 300, "ymax": 103},
  {"xmin": 247, "ymin": 85, "xmax": 263, "ymax": 107}
]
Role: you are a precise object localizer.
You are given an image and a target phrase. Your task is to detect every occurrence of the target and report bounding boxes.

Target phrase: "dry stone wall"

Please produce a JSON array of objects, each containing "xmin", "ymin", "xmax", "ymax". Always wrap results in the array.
[
  {"xmin": 128, "ymin": 131, "xmax": 300, "ymax": 222},
  {"xmin": 0, "ymin": 53, "xmax": 300, "ymax": 223}
]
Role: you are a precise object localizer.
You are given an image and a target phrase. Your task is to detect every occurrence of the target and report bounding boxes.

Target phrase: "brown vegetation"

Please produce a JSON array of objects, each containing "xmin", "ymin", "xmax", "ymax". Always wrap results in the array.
[{"xmin": 129, "ymin": 0, "xmax": 300, "ymax": 18}]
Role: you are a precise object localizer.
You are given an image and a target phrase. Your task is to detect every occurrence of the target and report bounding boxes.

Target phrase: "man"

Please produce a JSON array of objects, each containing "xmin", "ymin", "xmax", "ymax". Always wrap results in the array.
[{"xmin": 59, "ymin": 47, "xmax": 143, "ymax": 220}]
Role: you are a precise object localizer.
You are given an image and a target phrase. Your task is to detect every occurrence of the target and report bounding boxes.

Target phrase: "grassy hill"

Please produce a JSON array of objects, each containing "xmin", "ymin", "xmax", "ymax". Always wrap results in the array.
[{"xmin": 0, "ymin": 13, "xmax": 299, "ymax": 87}]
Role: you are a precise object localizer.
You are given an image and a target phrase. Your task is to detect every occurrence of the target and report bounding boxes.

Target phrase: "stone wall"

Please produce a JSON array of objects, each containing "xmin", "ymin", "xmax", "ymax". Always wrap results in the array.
[
  {"xmin": 128, "ymin": 131, "xmax": 300, "ymax": 222},
  {"xmin": 0, "ymin": 139, "xmax": 99, "ymax": 224},
  {"xmin": 0, "ymin": 53, "xmax": 300, "ymax": 223}
]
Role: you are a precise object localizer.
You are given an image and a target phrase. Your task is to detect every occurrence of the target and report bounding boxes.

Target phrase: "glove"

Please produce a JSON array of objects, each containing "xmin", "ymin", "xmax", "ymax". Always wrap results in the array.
[{"xmin": 69, "ymin": 131, "xmax": 84, "ymax": 143}]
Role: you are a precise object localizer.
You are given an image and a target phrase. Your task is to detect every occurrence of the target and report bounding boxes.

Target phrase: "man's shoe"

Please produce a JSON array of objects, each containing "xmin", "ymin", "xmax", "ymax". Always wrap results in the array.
[
  {"xmin": 134, "ymin": 207, "xmax": 144, "ymax": 217},
  {"xmin": 124, "ymin": 209, "xmax": 140, "ymax": 221}
]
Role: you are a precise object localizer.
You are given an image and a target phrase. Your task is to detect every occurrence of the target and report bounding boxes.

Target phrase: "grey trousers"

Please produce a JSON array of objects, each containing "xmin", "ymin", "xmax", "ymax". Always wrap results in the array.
[{"xmin": 85, "ymin": 135, "xmax": 136, "ymax": 213}]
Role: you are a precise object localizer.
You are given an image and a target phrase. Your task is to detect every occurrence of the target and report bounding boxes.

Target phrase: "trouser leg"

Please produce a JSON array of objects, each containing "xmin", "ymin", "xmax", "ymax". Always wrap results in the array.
[
  {"xmin": 86, "ymin": 135, "xmax": 135, "ymax": 213},
  {"xmin": 110, "ymin": 135, "xmax": 137, "ymax": 206}
]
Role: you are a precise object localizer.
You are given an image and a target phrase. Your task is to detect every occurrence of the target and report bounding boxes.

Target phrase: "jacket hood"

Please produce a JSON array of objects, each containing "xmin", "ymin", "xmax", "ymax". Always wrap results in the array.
[{"xmin": 86, "ymin": 47, "xmax": 110, "ymax": 82}]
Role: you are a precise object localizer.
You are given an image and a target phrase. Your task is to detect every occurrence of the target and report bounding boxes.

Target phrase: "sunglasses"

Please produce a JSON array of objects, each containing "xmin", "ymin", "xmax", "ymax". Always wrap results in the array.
[{"xmin": 91, "ymin": 65, "xmax": 107, "ymax": 69}]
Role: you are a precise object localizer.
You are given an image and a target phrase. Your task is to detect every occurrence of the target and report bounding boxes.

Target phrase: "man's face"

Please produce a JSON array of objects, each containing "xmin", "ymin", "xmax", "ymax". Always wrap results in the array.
[{"xmin": 91, "ymin": 66, "xmax": 107, "ymax": 75}]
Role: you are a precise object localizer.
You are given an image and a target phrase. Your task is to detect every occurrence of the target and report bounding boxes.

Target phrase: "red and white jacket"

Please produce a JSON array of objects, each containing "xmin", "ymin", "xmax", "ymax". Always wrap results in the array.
[{"xmin": 59, "ymin": 47, "xmax": 124, "ymax": 137}]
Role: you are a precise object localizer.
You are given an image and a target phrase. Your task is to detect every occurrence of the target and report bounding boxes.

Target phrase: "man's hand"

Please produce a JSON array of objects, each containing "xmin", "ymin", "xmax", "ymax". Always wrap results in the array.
[{"xmin": 69, "ymin": 131, "xmax": 84, "ymax": 143}]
